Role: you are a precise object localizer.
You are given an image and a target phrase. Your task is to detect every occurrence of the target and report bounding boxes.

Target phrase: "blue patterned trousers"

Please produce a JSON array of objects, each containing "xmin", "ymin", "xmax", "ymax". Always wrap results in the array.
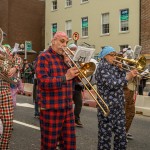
[{"xmin": 97, "ymin": 107, "xmax": 127, "ymax": 150}]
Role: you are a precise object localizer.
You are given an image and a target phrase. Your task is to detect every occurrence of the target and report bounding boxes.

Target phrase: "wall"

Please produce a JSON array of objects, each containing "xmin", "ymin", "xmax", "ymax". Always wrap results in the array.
[
  {"xmin": 140, "ymin": 0, "xmax": 150, "ymax": 63},
  {"xmin": 45, "ymin": 0, "xmax": 140, "ymax": 54},
  {"xmin": 0, "ymin": 0, "xmax": 45, "ymax": 62}
]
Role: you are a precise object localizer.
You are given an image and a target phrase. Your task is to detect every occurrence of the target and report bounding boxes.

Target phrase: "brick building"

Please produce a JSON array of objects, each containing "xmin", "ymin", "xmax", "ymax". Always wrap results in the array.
[
  {"xmin": 140, "ymin": 0, "xmax": 150, "ymax": 64},
  {"xmin": 0, "ymin": 0, "xmax": 45, "ymax": 62}
]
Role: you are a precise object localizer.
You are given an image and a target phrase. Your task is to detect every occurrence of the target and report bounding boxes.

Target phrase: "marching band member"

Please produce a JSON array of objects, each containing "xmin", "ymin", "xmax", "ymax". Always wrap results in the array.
[
  {"xmin": 121, "ymin": 47, "xmax": 136, "ymax": 140},
  {"xmin": 0, "ymin": 43, "xmax": 22, "ymax": 149},
  {"xmin": 10, "ymin": 50, "xmax": 23, "ymax": 108},
  {"xmin": 95, "ymin": 46, "xmax": 138, "ymax": 150},
  {"xmin": 35, "ymin": 31, "xmax": 79, "ymax": 150}
]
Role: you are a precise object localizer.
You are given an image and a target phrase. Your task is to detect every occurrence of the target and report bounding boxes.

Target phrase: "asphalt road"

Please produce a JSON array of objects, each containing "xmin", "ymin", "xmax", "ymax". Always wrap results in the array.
[{"xmin": 9, "ymin": 95, "xmax": 150, "ymax": 150}]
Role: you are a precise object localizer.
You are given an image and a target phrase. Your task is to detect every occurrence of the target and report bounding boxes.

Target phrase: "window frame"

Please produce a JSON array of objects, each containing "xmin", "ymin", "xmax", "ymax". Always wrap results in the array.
[
  {"xmin": 119, "ymin": 8, "xmax": 129, "ymax": 32},
  {"xmin": 51, "ymin": 0, "xmax": 57, "ymax": 11},
  {"xmin": 65, "ymin": 20, "xmax": 72, "ymax": 39},
  {"xmin": 120, "ymin": 44, "xmax": 129, "ymax": 51},
  {"xmin": 65, "ymin": 0, "xmax": 72, "ymax": 7},
  {"xmin": 81, "ymin": 0, "xmax": 88, "ymax": 3},
  {"xmin": 81, "ymin": 17, "xmax": 88, "ymax": 37},
  {"xmin": 51, "ymin": 23, "xmax": 57, "ymax": 38},
  {"xmin": 101, "ymin": 13, "xmax": 109, "ymax": 35}
]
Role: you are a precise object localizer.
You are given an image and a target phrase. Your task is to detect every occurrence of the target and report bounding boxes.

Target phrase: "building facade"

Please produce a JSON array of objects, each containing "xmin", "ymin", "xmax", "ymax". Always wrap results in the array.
[
  {"xmin": 140, "ymin": 0, "xmax": 150, "ymax": 64},
  {"xmin": 45, "ymin": 0, "xmax": 140, "ymax": 57},
  {"xmin": 0, "ymin": 0, "xmax": 45, "ymax": 62}
]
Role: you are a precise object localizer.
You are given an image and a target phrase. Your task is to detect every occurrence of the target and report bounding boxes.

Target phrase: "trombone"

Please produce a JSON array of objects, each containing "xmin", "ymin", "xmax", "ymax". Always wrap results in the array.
[
  {"xmin": 113, "ymin": 55, "xmax": 150, "ymax": 79},
  {"xmin": 63, "ymin": 47, "xmax": 110, "ymax": 117}
]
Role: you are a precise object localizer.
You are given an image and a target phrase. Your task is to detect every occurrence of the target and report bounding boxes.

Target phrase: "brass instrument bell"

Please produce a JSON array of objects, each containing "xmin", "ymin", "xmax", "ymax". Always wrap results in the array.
[
  {"xmin": 116, "ymin": 55, "xmax": 146, "ymax": 72},
  {"xmin": 78, "ymin": 62, "xmax": 96, "ymax": 78}
]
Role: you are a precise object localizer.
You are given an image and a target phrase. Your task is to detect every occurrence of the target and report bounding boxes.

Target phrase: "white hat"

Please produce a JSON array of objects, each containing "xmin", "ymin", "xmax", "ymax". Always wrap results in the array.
[{"xmin": 68, "ymin": 43, "xmax": 77, "ymax": 49}]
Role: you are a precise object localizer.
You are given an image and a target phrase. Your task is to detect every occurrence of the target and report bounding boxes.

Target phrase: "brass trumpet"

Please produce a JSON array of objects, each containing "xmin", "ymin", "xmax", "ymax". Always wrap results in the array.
[{"xmin": 63, "ymin": 47, "xmax": 110, "ymax": 117}]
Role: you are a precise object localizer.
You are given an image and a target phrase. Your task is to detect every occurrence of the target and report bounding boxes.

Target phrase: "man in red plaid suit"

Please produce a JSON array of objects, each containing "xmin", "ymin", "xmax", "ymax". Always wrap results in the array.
[
  {"xmin": 35, "ymin": 31, "xmax": 79, "ymax": 150},
  {"xmin": 0, "ymin": 44, "xmax": 22, "ymax": 149}
]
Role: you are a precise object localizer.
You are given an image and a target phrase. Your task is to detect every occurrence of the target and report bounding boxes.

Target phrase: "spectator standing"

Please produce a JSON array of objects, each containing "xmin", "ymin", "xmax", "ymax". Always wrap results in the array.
[{"xmin": 22, "ymin": 63, "xmax": 34, "ymax": 83}]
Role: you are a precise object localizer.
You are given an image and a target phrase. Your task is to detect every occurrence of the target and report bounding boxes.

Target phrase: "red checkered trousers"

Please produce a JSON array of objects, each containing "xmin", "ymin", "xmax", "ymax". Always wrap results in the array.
[
  {"xmin": 40, "ymin": 107, "xmax": 76, "ymax": 150},
  {"xmin": 0, "ymin": 80, "xmax": 14, "ymax": 150}
]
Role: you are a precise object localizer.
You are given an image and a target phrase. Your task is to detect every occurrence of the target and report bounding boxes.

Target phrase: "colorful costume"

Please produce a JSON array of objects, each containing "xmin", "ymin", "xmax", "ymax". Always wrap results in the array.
[
  {"xmin": 124, "ymin": 86, "xmax": 135, "ymax": 133},
  {"xmin": 36, "ymin": 47, "xmax": 76, "ymax": 150},
  {"xmin": 95, "ymin": 58, "xmax": 128, "ymax": 150},
  {"xmin": 0, "ymin": 46, "xmax": 22, "ymax": 149}
]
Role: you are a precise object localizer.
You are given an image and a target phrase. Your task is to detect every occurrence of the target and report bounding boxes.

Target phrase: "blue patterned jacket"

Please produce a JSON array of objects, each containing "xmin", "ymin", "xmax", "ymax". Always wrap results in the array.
[{"xmin": 95, "ymin": 58, "xmax": 128, "ymax": 110}]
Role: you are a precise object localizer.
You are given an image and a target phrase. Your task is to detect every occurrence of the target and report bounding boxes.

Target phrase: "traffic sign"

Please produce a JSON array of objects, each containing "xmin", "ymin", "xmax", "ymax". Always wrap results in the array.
[
  {"xmin": 25, "ymin": 41, "xmax": 32, "ymax": 51},
  {"xmin": 72, "ymin": 32, "xmax": 79, "ymax": 41}
]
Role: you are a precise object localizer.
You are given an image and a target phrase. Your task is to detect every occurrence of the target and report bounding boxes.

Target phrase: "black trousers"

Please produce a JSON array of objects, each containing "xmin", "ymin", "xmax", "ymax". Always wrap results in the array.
[{"xmin": 73, "ymin": 90, "xmax": 82, "ymax": 121}]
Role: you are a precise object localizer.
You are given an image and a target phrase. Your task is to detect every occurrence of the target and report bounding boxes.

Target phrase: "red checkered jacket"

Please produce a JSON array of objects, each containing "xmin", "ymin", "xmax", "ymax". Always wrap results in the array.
[{"xmin": 36, "ymin": 47, "xmax": 75, "ymax": 110}]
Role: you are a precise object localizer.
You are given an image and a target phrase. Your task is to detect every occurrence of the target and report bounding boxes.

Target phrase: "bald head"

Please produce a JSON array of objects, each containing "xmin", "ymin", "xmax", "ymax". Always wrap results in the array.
[{"xmin": 52, "ymin": 31, "xmax": 68, "ymax": 40}]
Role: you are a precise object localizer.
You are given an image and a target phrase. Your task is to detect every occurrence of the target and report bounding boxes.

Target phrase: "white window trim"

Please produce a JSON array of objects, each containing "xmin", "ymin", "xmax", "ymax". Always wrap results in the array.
[
  {"xmin": 65, "ymin": 20, "xmax": 72, "ymax": 39},
  {"xmin": 65, "ymin": 0, "xmax": 72, "ymax": 8},
  {"xmin": 51, "ymin": 23, "xmax": 57, "ymax": 39},
  {"xmin": 80, "ymin": 0, "xmax": 89, "ymax": 5},
  {"xmin": 51, "ymin": 0, "xmax": 58, "ymax": 11},
  {"xmin": 81, "ymin": 17, "xmax": 88, "ymax": 38},
  {"xmin": 119, "ymin": 8, "xmax": 129, "ymax": 33},
  {"xmin": 101, "ymin": 12, "xmax": 110, "ymax": 36}
]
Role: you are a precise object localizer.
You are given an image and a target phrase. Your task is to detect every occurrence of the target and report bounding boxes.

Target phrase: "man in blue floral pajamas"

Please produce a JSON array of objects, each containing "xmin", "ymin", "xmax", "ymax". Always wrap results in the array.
[{"xmin": 95, "ymin": 46, "xmax": 138, "ymax": 150}]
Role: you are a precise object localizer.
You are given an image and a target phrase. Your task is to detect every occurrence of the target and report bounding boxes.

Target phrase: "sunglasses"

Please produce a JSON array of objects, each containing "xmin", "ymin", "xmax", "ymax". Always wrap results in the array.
[{"xmin": 108, "ymin": 53, "xmax": 117, "ymax": 56}]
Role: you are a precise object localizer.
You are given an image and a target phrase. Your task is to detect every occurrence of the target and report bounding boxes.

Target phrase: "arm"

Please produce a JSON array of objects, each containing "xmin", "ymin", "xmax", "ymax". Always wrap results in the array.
[
  {"xmin": 8, "ymin": 55, "xmax": 23, "ymax": 77},
  {"xmin": 36, "ymin": 54, "xmax": 79, "ymax": 91}
]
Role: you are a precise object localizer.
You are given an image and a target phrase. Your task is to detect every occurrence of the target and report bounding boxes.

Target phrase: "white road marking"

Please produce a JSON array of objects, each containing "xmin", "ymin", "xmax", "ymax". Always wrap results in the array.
[
  {"xmin": 16, "ymin": 103, "xmax": 34, "ymax": 108},
  {"xmin": 13, "ymin": 120, "xmax": 40, "ymax": 130}
]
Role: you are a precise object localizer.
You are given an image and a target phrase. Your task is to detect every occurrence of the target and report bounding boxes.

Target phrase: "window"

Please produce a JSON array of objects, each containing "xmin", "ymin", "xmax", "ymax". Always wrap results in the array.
[
  {"xmin": 120, "ymin": 45, "xmax": 128, "ymax": 51},
  {"xmin": 101, "ymin": 13, "xmax": 109, "ymax": 34},
  {"xmin": 66, "ymin": 0, "xmax": 72, "ymax": 7},
  {"xmin": 81, "ymin": 17, "xmax": 88, "ymax": 37},
  {"xmin": 52, "ymin": 23, "xmax": 57, "ymax": 37},
  {"xmin": 52, "ymin": 0, "xmax": 57, "ymax": 11},
  {"xmin": 120, "ymin": 9, "xmax": 129, "ymax": 32},
  {"xmin": 65, "ymin": 20, "xmax": 72, "ymax": 38},
  {"xmin": 81, "ymin": 0, "xmax": 88, "ymax": 3}
]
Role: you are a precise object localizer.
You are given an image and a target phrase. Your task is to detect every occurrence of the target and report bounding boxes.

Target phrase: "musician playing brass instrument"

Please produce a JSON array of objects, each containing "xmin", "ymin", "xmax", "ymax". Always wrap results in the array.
[
  {"xmin": 0, "ymin": 38, "xmax": 22, "ymax": 149},
  {"xmin": 95, "ymin": 46, "xmax": 138, "ymax": 150}
]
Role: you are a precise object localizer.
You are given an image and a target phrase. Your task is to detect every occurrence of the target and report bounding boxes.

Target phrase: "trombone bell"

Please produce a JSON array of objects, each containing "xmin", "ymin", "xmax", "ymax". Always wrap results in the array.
[{"xmin": 79, "ymin": 62, "xmax": 96, "ymax": 78}]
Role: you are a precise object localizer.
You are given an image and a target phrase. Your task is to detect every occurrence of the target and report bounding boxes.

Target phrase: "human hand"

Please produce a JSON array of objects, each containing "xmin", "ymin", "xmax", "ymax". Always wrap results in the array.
[
  {"xmin": 8, "ymin": 67, "xmax": 17, "ymax": 77},
  {"xmin": 126, "ymin": 69, "xmax": 138, "ymax": 81},
  {"xmin": 65, "ymin": 67, "xmax": 79, "ymax": 80}
]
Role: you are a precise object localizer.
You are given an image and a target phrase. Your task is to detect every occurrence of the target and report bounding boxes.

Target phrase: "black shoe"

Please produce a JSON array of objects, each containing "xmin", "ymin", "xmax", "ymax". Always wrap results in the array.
[
  {"xmin": 75, "ymin": 120, "xmax": 83, "ymax": 127},
  {"xmin": 34, "ymin": 115, "xmax": 39, "ymax": 119}
]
